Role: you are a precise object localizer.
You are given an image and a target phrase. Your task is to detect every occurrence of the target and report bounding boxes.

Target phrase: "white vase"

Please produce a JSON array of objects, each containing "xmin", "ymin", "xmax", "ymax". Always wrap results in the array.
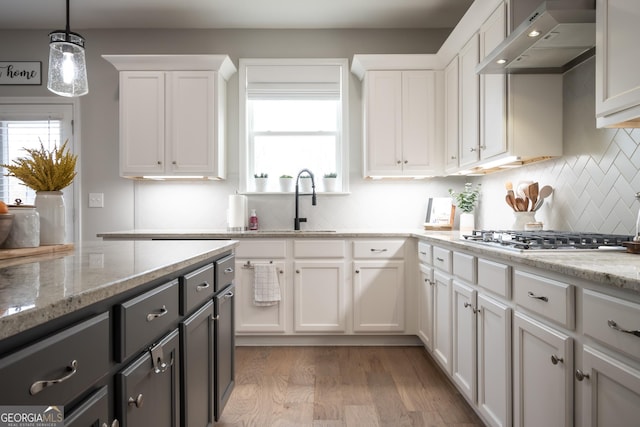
[
  {"xmin": 323, "ymin": 177, "xmax": 338, "ymax": 192},
  {"xmin": 279, "ymin": 178, "xmax": 293, "ymax": 192},
  {"xmin": 254, "ymin": 178, "xmax": 268, "ymax": 192},
  {"xmin": 459, "ymin": 212, "xmax": 475, "ymax": 234},
  {"xmin": 299, "ymin": 178, "xmax": 313, "ymax": 193},
  {"xmin": 35, "ymin": 191, "xmax": 65, "ymax": 245},
  {"xmin": 512, "ymin": 211, "xmax": 537, "ymax": 231}
]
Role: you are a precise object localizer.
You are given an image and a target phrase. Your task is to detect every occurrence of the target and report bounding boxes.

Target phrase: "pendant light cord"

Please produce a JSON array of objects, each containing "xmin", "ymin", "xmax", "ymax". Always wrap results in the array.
[{"xmin": 65, "ymin": 0, "xmax": 70, "ymax": 35}]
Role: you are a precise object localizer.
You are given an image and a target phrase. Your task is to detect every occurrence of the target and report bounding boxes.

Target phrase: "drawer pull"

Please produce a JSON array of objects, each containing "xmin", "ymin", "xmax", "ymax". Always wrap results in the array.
[
  {"xmin": 527, "ymin": 291, "xmax": 548, "ymax": 302},
  {"xmin": 224, "ymin": 267, "xmax": 234, "ymax": 274},
  {"xmin": 196, "ymin": 281, "xmax": 211, "ymax": 291},
  {"xmin": 607, "ymin": 320, "xmax": 640, "ymax": 338},
  {"xmin": 211, "ymin": 314, "xmax": 220, "ymax": 321},
  {"xmin": 223, "ymin": 291, "xmax": 234, "ymax": 300},
  {"xmin": 146, "ymin": 305, "xmax": 168, "ymax": 322},
  {"xmin": 436, "ymin": 257, "xmax": 444, "ymax": 262},
  {"xmin": 29, "ymin": 359, "xmax": 78, "ymax": 395},
  {"xmin": 575, "ymin": 370, "xmax": 590, "ymax": 381},
  {"xmin": 464, "ymin": 302, "xmax": 478, "ymax": 313},
  {"xmin": 370, "ymin": 248, "xmax": 388, "ymax": 253},
  {"xmin": 102, "ymin": 421, "xmax": 120, "ymax": 427},
  {"xmin": 550, "ymin": 354, "xmax": 564, "ymax": 365},
  {"xmin": 419, "ymin": 251, "xmax": 427, "ymax": 255},
  {"xmin": 128, "ymin": 394, "xmax": 144, "ymax": 408}
]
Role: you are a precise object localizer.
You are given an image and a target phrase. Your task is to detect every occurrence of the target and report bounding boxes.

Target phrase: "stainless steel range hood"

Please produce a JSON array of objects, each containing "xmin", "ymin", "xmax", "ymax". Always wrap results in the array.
[{"xmin": 476, "ymin": 1, "xmax": 595, "ymax": 74}]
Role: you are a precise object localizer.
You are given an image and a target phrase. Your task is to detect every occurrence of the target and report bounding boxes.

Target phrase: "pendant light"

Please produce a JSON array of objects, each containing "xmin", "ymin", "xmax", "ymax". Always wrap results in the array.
[{"xmin": 47, "ymin": 0, "xmax": 88, "ymax": 97}]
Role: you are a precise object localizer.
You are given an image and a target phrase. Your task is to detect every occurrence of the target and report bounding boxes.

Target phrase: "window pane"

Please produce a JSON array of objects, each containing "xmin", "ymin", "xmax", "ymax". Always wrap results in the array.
[
  {"xmin": 254, "ymin": 135, "xmax": 336, "ymax": 178},
  {"xmin": 250, "ymin": 100, "xmax": 338, "ymax": 132}
]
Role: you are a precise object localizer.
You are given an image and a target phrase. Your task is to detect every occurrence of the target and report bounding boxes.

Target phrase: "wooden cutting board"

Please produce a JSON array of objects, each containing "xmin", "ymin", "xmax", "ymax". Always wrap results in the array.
[{"xmin": 0, "ymin": 243, "xmax": 74, "ymax": 260}]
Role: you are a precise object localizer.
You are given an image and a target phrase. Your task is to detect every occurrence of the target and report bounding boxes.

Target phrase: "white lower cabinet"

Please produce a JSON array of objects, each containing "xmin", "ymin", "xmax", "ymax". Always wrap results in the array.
[
  {"xmin": 579, "ymin": 346, "xmax": 640, "ymax": 427},
  {"xmin": 433, "ymin": 270, "xmax": 453, "ymax": 374},
  {"xmin": 294, "ymin": 260, "xmax": 346, "ymax": 332},
  {"xmin": 452, "ymin": 281, "xmax": 477, "ymax": 402},
  {"xmin": 418, "ymin": 263, "xmax": 435, "ymax": 350},
  {"xmin": 353, "ymin": 260, "xmax": 405, "ymax": 332},
  {"xmin": 514, "ymin": 312, "xmax": 573, "ymax": 427}
]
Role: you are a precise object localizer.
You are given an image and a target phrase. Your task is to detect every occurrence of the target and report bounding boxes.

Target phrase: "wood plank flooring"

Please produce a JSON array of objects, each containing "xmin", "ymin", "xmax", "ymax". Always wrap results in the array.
[{"xmin": 217, "ymin": 346, "xmax": 485, "ymax": 427}]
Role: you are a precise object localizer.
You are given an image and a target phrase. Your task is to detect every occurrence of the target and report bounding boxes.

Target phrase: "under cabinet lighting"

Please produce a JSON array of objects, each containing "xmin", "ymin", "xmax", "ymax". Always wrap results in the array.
[{"xmin": 528, "ymin": 30, "xmax": 541, "ymax": 38}]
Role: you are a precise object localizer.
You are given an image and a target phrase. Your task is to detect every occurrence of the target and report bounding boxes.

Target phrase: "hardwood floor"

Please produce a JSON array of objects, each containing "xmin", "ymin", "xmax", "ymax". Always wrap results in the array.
[{"xmin": 217, "ymin": 346, "xmax": 485, "ymax": 427}]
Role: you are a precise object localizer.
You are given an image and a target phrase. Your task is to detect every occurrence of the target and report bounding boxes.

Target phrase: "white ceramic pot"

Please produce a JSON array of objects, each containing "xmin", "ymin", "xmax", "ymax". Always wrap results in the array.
[
  {"xmin": 35, "ymin": 191, "xmax": 66, "ymax": 245},
  {"xmin": 254, "ymin": 178, "xmax": 268, "ymax": 192},
  {"xmin": 299, "ymin": 178, "xmax": 313, "ymax": 193},
  {"xmin": 459, "ymin": 212, "xmax": 475, "ymax": 234},
  {"xmin": 279, "ymin": 178, "xmax": 293, "ymax": 192},
  {"xmin": 323, "ymin": 177, "xmax": 338, "ymax": 192},
  {"xmin": 1, "ymin": 203, "xmax": 40, "ymax": 248},
  {"xmin": 512, "ymin": 211, "xmax": 537, "ymax": 230}
]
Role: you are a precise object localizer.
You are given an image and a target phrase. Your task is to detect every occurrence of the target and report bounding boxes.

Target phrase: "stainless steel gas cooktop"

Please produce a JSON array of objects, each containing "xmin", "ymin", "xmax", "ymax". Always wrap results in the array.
[{"xmin": 463, "ymin": 230, "xmax": 633, "ymax": 251}]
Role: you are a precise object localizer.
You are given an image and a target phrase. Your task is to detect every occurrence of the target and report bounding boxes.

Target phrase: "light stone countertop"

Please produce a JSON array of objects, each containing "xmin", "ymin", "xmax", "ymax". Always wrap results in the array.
[
  {"xmin": 98, "ymin": 228, "xmax": 640, "ymax": 295},
  {"xmin": 0, "ymin": 239, "xmax": 237, "ymax": 341}
]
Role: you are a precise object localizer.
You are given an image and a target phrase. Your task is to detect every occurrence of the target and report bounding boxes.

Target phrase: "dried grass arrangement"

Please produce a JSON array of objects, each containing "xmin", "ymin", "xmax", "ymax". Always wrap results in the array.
[{"xmin": 1, "ymin": 140, "xmax": 77, "ymax": 191}]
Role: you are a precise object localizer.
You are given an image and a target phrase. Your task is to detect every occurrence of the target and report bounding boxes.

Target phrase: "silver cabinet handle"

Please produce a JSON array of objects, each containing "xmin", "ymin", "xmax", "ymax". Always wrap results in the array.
[
  {"xmin": 469, "ymin": 147, "xmax": 477, "ymax": 152},
  {"xmin": 575, "ymin": 370, "xmax": 590, "ymax": 381},
  {"xmin": 436, "ymin": 257, "xmax": 444, "ymax": 262},
  {"xmin": 607, "ymin": 320, "xmax": 640, "ymax": 338},
  {"xmin": 146, "ymin": 305, "xmax": 168, "ymax": 322},
  {"xmin": 550, "ymin": 354, "xmax": 563, "ymax": 365},
  {"xmin": 527, "ymin": 291, "xmax": 548, "ymax": 302},
  {"xmin": 370, "ymin": 248, "xmax": 388, "ymax": 253},
  {"xmin": 196, "ymin": 281, "xmax": 210, "ymax": 292},
  {"xmin": 30, "ymin": 359, "xmax": 78, "ymax": 395},
  {"xmin": 128, "ymin": 394, "xmax": 144, "ymax": 408},
  {"xmin": 211, "ymin": 314, "xmax": 220, "ymax": 320},
  {"xmin": 224, "ymin": 267, "xmax": 234, "ymax": 274},
  {"xmin": 419, "ymin": 251, "xmax": 427, "ymax": 255},
  {"xmin": 463, "ymin": 302, "xmax": 478, "ymax": 313},
  {"xmin": 224, "ymin": 291, "xmax": 234, "ymax": 300}
]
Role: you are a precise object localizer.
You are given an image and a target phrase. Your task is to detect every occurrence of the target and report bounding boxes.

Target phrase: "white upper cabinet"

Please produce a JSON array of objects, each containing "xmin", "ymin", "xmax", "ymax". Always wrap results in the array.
[
  {"xmin": 459, "ymin": 33, "xmax": 481, "ymax": 168},
  {"xmin": 595, "ymin": 0, "xmax": 640, "ymax": 127},
  {"xmin": 352, "ymin": 55, "xmax": 443, "ymax": 178},
  {"xmin": 444, "ymin": 57, "xmax": 459, "ymax": 174},
  {"xmin": 103, "ymin": 55, "xmax": 236, "ymax": 179}
]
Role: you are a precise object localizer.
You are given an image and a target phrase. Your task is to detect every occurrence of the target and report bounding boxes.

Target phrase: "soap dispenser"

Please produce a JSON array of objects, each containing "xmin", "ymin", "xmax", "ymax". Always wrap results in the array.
[{"xmin": 249, "ymin": 209, "xmax": 259, "ymax": 231}]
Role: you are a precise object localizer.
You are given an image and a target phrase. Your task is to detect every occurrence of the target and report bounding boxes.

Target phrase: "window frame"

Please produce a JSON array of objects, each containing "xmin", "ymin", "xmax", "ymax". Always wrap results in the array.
[{"xmin": 238, "ymin": 58, "xmax": 349, "ymax": 193}]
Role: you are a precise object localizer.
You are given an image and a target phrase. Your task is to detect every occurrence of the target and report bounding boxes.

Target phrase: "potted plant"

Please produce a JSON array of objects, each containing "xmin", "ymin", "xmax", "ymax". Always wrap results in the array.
[
  {"xmin": 448, "ymin": 183, "xmax": 481, "ymax": 233},
  {"xmin": 1, "ymin": 140, "xmax": 77, "ymax": 245},
  {"xmin": 299, "ymin": 175, "xmax": 313, "ymax": 193},
  {"xmin": 254, "ymin": 173, "xmax": 269, "ymax": 192},
  {"xmin": 322, "ymin": 172, "xmax": 338, "ymax": 192},
  {"xmin": 279, "ymin": 174, "xmax": 293, "ymax": 192}
]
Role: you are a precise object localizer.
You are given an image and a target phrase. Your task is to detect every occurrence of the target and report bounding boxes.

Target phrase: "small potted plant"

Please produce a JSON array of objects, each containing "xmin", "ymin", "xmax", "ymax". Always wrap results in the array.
[
  {"xmin": 448, "ymin": 183, "xmax": 481, "ymax": 233},
  {"xmin": 254, "ymin": 173, "xmax": 269, "ymax": 192},
  {"xmin": 279, "ymin": 174, "xmax": 293, "ymax": 192},
  {"xmin": 322, "ymin": 172, "xmax": 338, "ymax": 192}
]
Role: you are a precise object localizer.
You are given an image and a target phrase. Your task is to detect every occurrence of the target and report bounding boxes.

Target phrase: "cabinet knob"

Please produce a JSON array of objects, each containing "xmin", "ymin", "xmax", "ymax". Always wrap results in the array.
[
  {"xmin": 112, "ymin": 421, "xmax": 120, "ymax": 427},
  {"xmin": 355, "ymin": 269, "xmax": 360, "ymax": 274},
  {"xmin": 157, "ymin": 161, "xmax": 162, "ymax": 165},
  {"xmin": 479, "ymin": 145, "xmax": 486, "ymax": 150},
  {"xmin": 575, "ymin": 369, "xmax": 590, "ymax": 381},
  {"xmin": 469, "ymin": 147, "xmax": 477, "ymax": 152},
  {"xmin": 450, "ymin": 155, "xmax": 457, "ymax": 160},
  {"xmin": 296, "ymin": 269, "xmax": 300, "ymax": 274},
  {"xmin": 128, "ymin": 394, "xmax": 144, "ymax": 408},
  {"xmin": 463, "ymin": 302, "xmax": 478, "ymax": 313},
  {"xmin": 172, "ymin": 160, "xmax": 177, "ymax": 165},
  {"xmin": 396, "ymin": 160, "xmax": 402, "ymax": 165},
  {"xmin": 550, "ymin": 354, "xmax": 564, "ymax": 365},
  {"xmin": 404, "ymin": 160, "xmax": 408, "ymax": 164}
]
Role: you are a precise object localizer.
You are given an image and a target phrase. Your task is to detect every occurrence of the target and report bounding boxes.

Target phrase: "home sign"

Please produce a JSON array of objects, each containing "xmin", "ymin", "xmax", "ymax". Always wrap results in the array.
[{"xmin": 0, "ymin": 61, "xmax": 42, "ymax": 85}]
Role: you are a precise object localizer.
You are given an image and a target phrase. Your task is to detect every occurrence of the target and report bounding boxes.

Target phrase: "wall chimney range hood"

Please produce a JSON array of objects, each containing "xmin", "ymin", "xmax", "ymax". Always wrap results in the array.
[{"xmin": 476, "ymin": 1, "xmax": 595, "ymax": 74}]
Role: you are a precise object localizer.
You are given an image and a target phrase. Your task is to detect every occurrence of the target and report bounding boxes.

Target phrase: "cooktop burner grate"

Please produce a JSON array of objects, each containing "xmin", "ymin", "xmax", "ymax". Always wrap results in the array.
[{"xmin": 463, "ymin": 230, "xmax": 633, "ymax": 250}]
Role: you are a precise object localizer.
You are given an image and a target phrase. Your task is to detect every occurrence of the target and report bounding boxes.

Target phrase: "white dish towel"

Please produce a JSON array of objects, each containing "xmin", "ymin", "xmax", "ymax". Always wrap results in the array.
[{"xmin": 253, "ymin": 264, "xmax": 281, "ymax": 306}]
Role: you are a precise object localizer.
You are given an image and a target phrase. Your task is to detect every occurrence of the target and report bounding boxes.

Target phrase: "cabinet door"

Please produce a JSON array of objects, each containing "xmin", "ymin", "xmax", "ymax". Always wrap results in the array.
[
  {"xmin": 595, "ymin": 0, "xmax": 640, "ymax": 126},
  {"xmin": 214, "ymin": 284, "xmax": 236, "ymax": 421},
  {"xmin": 579, "ymin": 346, "xmax": 640, "ymax": 427},
  {"xmin": 479, "ymin": 2, "xmax": 507, "ymax": 160},
  {"xmin": 459, "ymin": 33, "xmax": 480, "ymax": 167},
  {"xmin": 418, "ymin": 263, "xmax": 435, "ymax": 350},
  {"xmin": 64, "ymin": 385, "xmax": 111, "ymax": 427},
  {"xmin": 401, "ymin": 70, "xmax": 437, "ymax": 175},
  {"xmin": 294, "ymin": 261, "xmax": 346, "ymax": 332},
  {"xmin": 120, "ymin": 71, "xmax": 165, "ymax": 176},
  {"xmin": 477, "ymin": 293, "xmax": 512, "ymax": 427},
  {"xmin": 433, "ymin": 270, "xmax": 453, "ymax": 374},
  {"xmin": 514, "ymin": 312, "xmax": 573, "ymax": 427},
  {"xmin": 117, "ymin": 329, "xmax": 180, "ymax": 427},
  {"xmin": 169, "ymin": 71, "xmax": 218, "ymax": 175},
  {"xmin": 180, "ymin": 300, "xmax": 214, "ymax": 427},
  {"xmin": 235, "ymin": 260, "xmax": 287, "ymax": 333},
  {"xmin": 353, "ymin": 260, "xmax": 405, "ymax": 332},
  {"xmin": 452, "ymin": 281, "xmax": 477, "ymax": 402},
  {"xmin": 444, "ymin": 56, "xmax": 459, "ymax": 173},
  {"xmin": 364, "ymin": 71, "xmax": 403, "ymax": 176}
]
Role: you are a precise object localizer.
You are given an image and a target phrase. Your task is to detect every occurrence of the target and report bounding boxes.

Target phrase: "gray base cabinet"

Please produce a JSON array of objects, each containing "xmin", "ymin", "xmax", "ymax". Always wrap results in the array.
[{"xmin": 214, "ymin": 283, "xmax": 236, "ymax": 421}]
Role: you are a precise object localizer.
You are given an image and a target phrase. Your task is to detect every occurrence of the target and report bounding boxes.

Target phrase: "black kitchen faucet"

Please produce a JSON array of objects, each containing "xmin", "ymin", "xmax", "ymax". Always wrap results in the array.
[{"xmin": 294, "ymin": 169, "xmax": 317, "ymax": 230}]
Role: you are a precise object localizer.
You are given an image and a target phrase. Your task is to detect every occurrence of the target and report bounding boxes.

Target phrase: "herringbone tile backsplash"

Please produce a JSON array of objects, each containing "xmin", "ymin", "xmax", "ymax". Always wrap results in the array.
[{"xmin": 477, "ymin": 60, "xmax": 640, "ymax": 235}]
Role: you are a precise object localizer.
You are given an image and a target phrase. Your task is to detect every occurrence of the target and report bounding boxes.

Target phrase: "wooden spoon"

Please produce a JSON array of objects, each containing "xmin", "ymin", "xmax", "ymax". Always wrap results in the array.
[
  {"xmin": 539, "ymin": 185, "xmax": 553, "ymax": 200},
  {"xmin": 528, "ymin": 183, "xmax": 539, "ymax": 211},
  {"xmin": 505, "ymin": 195, "xmax": 517, "ymax": 211}
]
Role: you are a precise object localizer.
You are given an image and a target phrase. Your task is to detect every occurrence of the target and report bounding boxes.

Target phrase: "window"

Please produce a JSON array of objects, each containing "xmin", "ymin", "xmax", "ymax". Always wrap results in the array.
[
  {"xmin": 240, "ymin": 59, "xmax": 349, "ymax": 192},
  {"xmin": 0, "ymin": 101, "xmax": 76, "ymax": 241}
]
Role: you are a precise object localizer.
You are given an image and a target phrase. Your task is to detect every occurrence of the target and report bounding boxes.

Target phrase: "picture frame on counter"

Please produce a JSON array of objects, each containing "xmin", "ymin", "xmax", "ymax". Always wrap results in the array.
[
  {"xmin": 0, "ymin": 61, "xmax": 42, "ymax": 85},
  {"xmin": 424, "ymin": 197, "xmax": 454, "ymax": 230}
]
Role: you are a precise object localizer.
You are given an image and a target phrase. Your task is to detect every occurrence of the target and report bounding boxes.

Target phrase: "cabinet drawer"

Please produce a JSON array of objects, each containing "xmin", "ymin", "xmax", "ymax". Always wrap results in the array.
[
  {"xmin": 235, "ymin": 239, "xmax": 286, "ymax": 258},
  {"xmin": 453, "ymin": 251, "xmax": 476, "ymax": 283},
  {"xmin": 65, "ymin": 385, "xmax": 110, "ymax": 427},
  {"xmin": 478, "ymin": 258, "xmax": 511, "ymax": 298},
  {"xmin": 181, "ymin": 263, "xmax": 215, "ymax": 315},
  {"xmin": 583, "ymin": 289, "xmax": 640, "ymax": 361},
  {"xmin": 514, "ymin": 270, "xmax": 575, "ymax": 329},
  {"xmin": 417, "ymin": 241, "xmax": 432, "ymax": 265},
  {"xmin": 116, "ymin": 280, "xmax": 180, "ymax": 362},
  {"xmin": 353, "ymin": 240, "xmax": 404, "ymax": 258},
  {"xmin": 294, "ymin": 239, "xmax": 346, "ymax": 258},
  {"xmin": 216, "ymin": 254, "xmax": 235, "ymax": 290},
  {"xmin": 432, "ymin": 247, "xmax": 452, "ymax": 273},
  {"xmin": 0, "ymin": 312, "xmax": 110, "ymax": 405}
]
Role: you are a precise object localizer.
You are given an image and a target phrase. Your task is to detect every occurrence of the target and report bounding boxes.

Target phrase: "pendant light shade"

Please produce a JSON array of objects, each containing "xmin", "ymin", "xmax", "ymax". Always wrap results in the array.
[{"xmin": 47, "ymin": 0, "xmax": 88, "ymax": 97}]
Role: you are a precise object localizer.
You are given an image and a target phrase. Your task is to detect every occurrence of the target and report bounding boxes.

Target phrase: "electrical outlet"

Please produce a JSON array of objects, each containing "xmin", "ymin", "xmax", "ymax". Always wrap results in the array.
[{"xmin": 89, "ymin": 192, "xmax": 104, "ymax": 208}]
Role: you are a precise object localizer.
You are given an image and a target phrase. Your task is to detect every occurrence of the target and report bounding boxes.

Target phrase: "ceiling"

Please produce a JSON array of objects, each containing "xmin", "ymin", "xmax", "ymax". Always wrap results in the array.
[{"xmin": 1, "ymin": 0, "xmax": 474, "ymax": 30}]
